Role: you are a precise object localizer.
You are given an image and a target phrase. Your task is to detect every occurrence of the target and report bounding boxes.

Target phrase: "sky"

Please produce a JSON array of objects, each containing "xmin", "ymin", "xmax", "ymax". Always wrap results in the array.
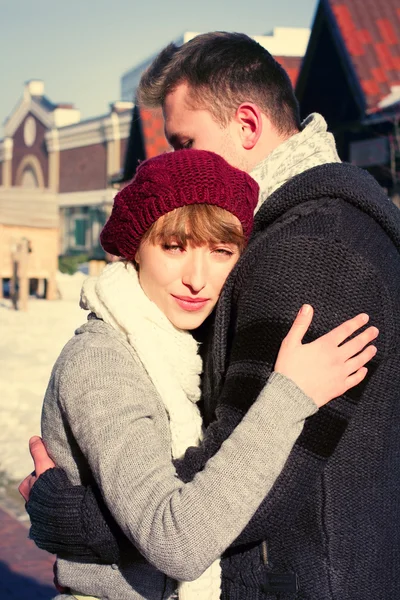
[{"xmin": 0, "ymin": 0, "xmax": 318, "ymax": 128}]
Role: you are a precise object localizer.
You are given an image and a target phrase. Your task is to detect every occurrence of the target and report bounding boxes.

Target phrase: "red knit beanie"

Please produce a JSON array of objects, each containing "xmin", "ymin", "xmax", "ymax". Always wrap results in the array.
[{"xmin": 100, "ymin": 149, "xmax": 259, "ymax": 260}]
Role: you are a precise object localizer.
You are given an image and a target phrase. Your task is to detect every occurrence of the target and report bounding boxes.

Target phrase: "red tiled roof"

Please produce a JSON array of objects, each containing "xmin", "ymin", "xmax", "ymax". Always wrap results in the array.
[
  {"xmin": 274, "ymin": 56, "xmax": 303, "ymax": 87},
  {"xmin": 139, "ymin": 107, "xmax": 170, "ymax": 158},
  {"xmin": 328, "ymin": 0, "xmax": 400, "ymax": 112}
]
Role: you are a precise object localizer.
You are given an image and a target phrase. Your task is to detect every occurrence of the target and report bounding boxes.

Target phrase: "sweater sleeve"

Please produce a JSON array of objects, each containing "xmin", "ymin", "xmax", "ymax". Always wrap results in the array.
[
  {"xmin": 27, "ymin": 467, "xmax": 127, "ymax": 563},
  {"xmin": 43, "ymin": 345, "xmax": 316, "ymax": 582}
]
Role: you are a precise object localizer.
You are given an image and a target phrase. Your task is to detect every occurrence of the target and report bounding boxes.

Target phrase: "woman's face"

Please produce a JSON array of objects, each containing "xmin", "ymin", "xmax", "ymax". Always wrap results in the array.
[{"xmin": 135, "ymin": 238, "xmax": 240, "ymax": 330}]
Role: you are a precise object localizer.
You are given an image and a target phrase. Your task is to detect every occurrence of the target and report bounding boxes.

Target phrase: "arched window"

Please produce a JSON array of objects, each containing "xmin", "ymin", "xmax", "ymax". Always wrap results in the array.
[
  {"xmin": 15, "ymin": 155, "xmax": 45, "ymax": 189},
  {"xmin": 20, "ymin": 166, "xmax": 39, "ymax": 188}
]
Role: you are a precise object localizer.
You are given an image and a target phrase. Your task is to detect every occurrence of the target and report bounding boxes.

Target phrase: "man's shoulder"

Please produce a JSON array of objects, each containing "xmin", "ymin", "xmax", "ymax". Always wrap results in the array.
[
  {"xmin": 253, "ymin": 162, "xmax": 400, "ymax": 251},
  {"xmin": 255, "ymin": 195, "xmax": 370, "ymax": 239},
  {"xmin": 230, "ymin": 195, "xmax": 394, "ymax": 306},
  {"xmin": 241, "ymin": 197, "xmax": 347, "ymax": 271},
  {"xmin": 249, "ymin": 193, "xmax": 393, "ymax": 266}
]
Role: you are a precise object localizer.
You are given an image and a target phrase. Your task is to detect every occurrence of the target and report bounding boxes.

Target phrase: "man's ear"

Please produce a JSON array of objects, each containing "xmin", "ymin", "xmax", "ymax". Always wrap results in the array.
[{"xmin": 235, "ymin": 103, "xmax": 263, "ymax": 149}]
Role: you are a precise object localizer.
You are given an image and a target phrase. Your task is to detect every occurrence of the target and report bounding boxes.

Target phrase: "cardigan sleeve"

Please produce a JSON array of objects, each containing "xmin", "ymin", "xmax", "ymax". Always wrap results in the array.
[{"xmin": 34, "ymin": 343, "xmax": 316, "ymax": 582}]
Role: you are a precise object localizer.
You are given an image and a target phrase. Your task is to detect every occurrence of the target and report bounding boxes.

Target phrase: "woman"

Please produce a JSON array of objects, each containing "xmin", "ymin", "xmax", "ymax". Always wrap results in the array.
[{"xmin": 23, "ymin": 149, "xmax": 377, "ymax": 600}]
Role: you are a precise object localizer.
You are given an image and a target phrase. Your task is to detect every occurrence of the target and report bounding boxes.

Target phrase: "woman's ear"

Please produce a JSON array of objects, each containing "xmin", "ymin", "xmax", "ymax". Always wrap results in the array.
[{"xmin": 133, "ymin": 251, "xmax": 140, "ymax": 271}]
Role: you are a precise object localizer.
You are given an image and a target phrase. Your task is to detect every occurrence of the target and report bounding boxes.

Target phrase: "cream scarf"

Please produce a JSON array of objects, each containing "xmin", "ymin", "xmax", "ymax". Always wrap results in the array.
[
  {"xmin": 80, "ymin": 261, "xmax": 221, "ymax": 600},
  {"xmin": 251, "ymin": 112, "xmax": 341, "ymax": 211}
]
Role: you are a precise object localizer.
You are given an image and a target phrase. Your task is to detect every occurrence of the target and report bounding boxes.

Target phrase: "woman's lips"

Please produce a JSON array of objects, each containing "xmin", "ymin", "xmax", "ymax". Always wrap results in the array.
[{"xmin": 171, "ymin": 295, "xmax": 210, "ymax": 312}]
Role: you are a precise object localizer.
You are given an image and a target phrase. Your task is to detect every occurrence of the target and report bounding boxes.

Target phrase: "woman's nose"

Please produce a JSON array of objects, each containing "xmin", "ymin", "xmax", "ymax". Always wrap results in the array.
[{"xmin": 182, "ymin": 253, "xmax": 207, "ymax": 292}]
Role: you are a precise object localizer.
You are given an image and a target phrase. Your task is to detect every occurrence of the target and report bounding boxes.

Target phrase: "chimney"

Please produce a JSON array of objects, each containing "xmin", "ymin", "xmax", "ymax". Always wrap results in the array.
[{"xmin": 24, "ymin": 80, "xmax": 45, "ymax": 100}]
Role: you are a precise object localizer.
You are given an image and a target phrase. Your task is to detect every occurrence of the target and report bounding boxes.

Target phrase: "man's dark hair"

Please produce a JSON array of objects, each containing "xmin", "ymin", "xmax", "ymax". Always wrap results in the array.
[{"xmin": 138, "ymin": 31, "xmax": 301, "ymax": 135}]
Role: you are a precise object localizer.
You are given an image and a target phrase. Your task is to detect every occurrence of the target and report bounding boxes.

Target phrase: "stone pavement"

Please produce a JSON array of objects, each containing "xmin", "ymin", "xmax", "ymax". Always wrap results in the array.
[{"xmin": 0, "ymin": 505, "xmax": 56, "ymax": 599}]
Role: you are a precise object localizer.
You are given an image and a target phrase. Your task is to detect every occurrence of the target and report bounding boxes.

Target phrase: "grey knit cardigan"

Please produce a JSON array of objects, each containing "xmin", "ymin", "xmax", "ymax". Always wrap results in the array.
[{"xmin": 40, "ymin": 317, "xmax": 316, "ymax": 600}]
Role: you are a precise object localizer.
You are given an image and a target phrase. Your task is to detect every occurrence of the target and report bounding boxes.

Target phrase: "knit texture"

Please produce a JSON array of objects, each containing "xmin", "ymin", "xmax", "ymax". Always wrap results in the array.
[
  {"xmin": 100, "ymin": 149, "xmax": 259, "ymax": 259},
  {"xmin": 35, "ymin": 298, "xmax": 317, "ymax": 599},
  {"xmin": 81, "ymin": 260, "xmax": 221, "ymax": 600},
  {"xmin": 196, "ymin": 162, "xmax": 400, "ymax": 600},
  {"xmin": 27, "ymin": 467, "xmax": 122, "ymax": 563},
  {"xmin": 28, "ymin": 117, "xmax": 400, "ymax": 598},
  {"xmin": 251, "ymin": 112, "xmax": 340, "ymax": 210}
]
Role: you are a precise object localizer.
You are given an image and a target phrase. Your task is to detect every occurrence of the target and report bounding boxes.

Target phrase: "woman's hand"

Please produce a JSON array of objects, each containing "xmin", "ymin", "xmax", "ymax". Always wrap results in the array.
[
  {"xmin": 274, "ymin": 305, "xmax": 378, "ymax": 407},
  {"xmin": 18, "ymin": 437, "xmax": 55, "ymax": 502}
]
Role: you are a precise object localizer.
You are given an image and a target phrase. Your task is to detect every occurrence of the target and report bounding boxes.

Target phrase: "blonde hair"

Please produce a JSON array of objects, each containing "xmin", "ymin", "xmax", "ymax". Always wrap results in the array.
[{"xmin": 141, "ymin": 204, "xmax": 246, "ymax": 253}]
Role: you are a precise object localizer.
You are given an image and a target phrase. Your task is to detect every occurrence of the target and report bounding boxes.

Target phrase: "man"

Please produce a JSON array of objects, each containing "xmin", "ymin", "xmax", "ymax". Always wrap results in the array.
[{"xmin": 21, "ymin": 32, "xmax": 400, "ymax": 599}]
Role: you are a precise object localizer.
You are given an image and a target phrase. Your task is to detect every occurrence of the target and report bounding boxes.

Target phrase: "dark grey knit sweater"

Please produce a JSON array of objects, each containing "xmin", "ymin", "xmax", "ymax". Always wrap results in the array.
[{"xmin": 28, "ymin": 163, "xmax": 400, "ymax": 599}]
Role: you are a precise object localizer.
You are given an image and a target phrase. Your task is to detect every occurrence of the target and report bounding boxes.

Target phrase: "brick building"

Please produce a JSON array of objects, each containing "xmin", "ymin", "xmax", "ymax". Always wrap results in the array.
[{"xmin": 0, "ymin": 81, "xmax": 132, "ymax": 297}]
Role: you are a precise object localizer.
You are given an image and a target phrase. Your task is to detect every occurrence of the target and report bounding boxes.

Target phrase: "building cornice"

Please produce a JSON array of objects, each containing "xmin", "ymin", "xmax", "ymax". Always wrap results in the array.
[
  {"xmin": 58, "ymin": 188, "xmax": 117, "ymax": 208},
  {"xmin": 118, "ymin": 111, "xmax": 133, "ymax": 139},
  {"xmin": 0, "ymin": 186, "xmax": 58, "ymax": 228},
  {"xmin": 46, "ymin": 128, "xmax": 60, "ymax": 153},
  {"xmin": 47, "ymin": 110, "xmax": 132, "ymax": 152}
]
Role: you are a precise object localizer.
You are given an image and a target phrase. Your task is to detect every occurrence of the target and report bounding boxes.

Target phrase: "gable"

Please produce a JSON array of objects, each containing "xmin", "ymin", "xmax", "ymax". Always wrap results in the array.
[
  {"xmin": 296, "ymin": 0, "xmax": 362, "ymax": 126},
  {"xmin": 4, "ymin": 96, "xmax": 54, "ymax": 139},
  {"xmin": 275, "ymin": 56, "xmax": 302, "ymax": 87},
  {"xmin": 11, "ymin": 113, "xmax": 49, "ymax": 188},
  {"xmin": 327, "ymin": 0, "xmax": 400, "ymax": 112}
]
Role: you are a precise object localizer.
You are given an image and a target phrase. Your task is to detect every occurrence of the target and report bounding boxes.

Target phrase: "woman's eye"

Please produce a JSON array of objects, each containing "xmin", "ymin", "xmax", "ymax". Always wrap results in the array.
[
  {"xmin": 182, "ymin": 140, "xmax": 193, "ymax": 149},
  {"xmin": 212, "ymin": 248, "xmax": 234, "ymax": 257},
  {"xmin": 162, "ymin": 244, "xmax": 184, "ymax": 253}
]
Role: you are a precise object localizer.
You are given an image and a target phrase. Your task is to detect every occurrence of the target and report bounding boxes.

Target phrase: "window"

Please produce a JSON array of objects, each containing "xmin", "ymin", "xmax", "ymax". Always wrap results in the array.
[
  {"xmin": 20, "ymin": 167, "xmax": 39, "ymax": 188},
  {"xmin": 74, "ymin": 218, "xmax": 88, "ymax": 247}
]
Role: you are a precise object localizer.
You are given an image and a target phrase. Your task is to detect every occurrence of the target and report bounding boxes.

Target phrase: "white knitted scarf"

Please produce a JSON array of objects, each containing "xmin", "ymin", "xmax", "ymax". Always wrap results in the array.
[
  {"xmin": 251, "ymin": 112, "xmax": 341, "ymax": 211},
  {"xmin": 80, "ymin": 261, "xmax": 221, "ymax": 600}
]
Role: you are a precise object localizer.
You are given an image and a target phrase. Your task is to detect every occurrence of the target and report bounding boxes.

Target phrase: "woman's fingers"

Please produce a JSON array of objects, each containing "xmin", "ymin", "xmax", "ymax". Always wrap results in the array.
[
  {"xmin": 275, "ymin": 309, "xmax": 378, "ymax": 407},
  {"xmin": 343, "ymin": 367, "xmax": 368, "ymax": 392},
  {"xmin": 18, "ymin": 473, "xmax": 36, "ymax": 502},
  {"xmin": 323, "ymin": 313, "xmax": 370, "ymax": 347},
  {"xmin": 284, "ymin": 304, "xmax": 314, "ymax": 348},
  {"xmin": 340, "ymin": 326, "xmax": 379, "ymax": 361},
  {"xmin": 29, "ymin": 436, "xmax": 55, "ymax": 476},
  {"xmin": 345, "ymin": 344, "xmax": 377, "ymax": 375}
]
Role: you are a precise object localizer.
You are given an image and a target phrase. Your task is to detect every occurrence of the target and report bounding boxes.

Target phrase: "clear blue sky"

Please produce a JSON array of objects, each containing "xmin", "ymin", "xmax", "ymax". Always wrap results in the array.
[{"xmin": 0, "ymin": 0, "xmax": 318, "ymax": 127}]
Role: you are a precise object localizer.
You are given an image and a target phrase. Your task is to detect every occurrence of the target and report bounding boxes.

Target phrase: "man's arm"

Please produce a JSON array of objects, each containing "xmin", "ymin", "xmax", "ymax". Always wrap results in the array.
[{"xmin": 25, "ymin": 461, "xmax": 128, "ymax": 563}]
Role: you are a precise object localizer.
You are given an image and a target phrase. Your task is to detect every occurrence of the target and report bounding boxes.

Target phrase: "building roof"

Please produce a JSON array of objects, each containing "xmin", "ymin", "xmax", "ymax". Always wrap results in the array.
[
  {"xmin": 275, "ymin": 56, "xmax": 302, "ymax": 87},
  {"xmin": 327, "ymin": 0, "xmax": 400, "ymax": 113},
  {"xmin": 140, "ymin": 107, "xmax": 170, "ymax": 158},
  {"xmin": 32, "ymin": 94, "xmax": 56, "ymax": 112},
  {"xmin": 121, "ymin": 106, "xmax": 170, "ymax": 183}
]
